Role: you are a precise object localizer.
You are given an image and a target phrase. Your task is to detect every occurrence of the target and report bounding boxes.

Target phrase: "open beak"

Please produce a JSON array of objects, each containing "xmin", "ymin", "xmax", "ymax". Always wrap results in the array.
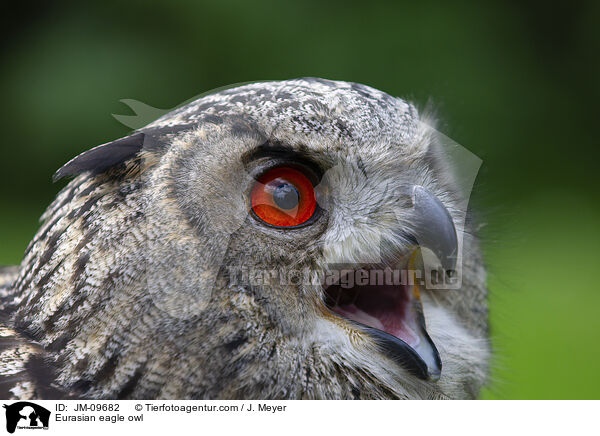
[{"xmin": 323, "ymin": 186, "xmax": 458, "ymax": 381}]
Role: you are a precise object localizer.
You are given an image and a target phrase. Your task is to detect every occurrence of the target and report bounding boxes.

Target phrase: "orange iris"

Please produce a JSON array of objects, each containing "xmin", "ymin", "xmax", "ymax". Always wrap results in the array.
[{"xmin": 251, "ymin": 166, "xmax": 317, "ymax": 227}]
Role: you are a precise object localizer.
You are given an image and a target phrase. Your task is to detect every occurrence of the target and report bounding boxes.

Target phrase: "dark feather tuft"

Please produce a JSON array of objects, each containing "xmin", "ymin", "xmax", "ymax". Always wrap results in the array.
[{"xmin": 53, "ymin": 132, "xmax": 146, "ymax": 181}]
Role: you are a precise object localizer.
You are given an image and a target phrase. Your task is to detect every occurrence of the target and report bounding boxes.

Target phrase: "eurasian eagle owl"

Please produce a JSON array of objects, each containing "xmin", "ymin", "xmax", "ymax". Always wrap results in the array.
[{"xmin": 0, "ymin": 78, "xmax": 489, "ymax": 399}]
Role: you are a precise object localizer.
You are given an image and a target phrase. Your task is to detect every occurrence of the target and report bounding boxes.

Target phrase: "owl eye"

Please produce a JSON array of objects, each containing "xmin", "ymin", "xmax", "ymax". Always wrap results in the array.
[{"xmin": 251, "ymin": 166, "xmax": 317, "ymax": 227}]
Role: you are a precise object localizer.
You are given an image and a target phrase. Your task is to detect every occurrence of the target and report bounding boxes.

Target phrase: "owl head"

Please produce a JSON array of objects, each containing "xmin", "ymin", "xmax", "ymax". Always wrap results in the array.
[{"xmin": 16, "ymin": 78, "xmax": 489, "ymax": 399}]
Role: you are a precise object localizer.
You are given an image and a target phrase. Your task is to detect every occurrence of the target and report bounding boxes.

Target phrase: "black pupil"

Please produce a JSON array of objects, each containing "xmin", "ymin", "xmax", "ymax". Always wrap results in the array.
[{"xmin": 273, "ymin": 183, "xmax": 299, "ymax": 210}]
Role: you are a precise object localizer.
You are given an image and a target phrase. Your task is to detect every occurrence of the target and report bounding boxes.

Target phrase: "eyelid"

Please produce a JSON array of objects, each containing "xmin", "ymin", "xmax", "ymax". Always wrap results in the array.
[
  {"xmin": 253, "ymin": 161, "xmax": 320, "ymax": 186},
  {"xmin": 245, "ymin": 151, "xmax": 323, "ymax": 186}
]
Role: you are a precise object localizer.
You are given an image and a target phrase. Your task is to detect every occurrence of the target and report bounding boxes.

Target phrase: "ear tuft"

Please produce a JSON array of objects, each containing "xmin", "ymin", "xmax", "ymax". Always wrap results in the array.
[{"xmin": 53, "ymin": 132, "xmax": 146, "ymax": 181}]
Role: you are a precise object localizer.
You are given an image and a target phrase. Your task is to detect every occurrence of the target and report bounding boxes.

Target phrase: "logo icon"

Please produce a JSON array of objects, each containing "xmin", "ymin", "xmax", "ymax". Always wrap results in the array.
[{"xmin": 3, "ymin": 402, "xmax": 50, "ymax": 433}]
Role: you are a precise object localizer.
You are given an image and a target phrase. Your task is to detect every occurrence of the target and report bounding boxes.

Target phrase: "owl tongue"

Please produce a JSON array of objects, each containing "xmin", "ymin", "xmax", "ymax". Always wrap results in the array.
[
  {"xmin": 324, "ymin": 271, "xmax": 441, "ymax": 380},
  {"xmin": 329, "ymin": 283, "xmax": 420, "ymax": 348}
]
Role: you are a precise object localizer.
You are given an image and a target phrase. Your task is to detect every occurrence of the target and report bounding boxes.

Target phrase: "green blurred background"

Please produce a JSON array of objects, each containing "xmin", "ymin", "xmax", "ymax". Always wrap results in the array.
[{"xmin": 1, "ymin": 1, "xmax": 598, "ymax": 399}]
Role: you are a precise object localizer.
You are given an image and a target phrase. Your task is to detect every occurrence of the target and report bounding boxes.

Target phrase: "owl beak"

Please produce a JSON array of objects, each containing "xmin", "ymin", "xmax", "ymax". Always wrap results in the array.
[
  {"xmin": 323, "ymin": 186, "xmax": 458, "ymax": 382},
  {"xmin": 404, "ymin": 185, "xmax": 458, "ymax": 275}
]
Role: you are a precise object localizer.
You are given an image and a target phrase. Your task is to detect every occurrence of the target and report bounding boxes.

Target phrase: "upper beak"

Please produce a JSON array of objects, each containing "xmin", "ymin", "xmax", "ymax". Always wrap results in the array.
[{"xmin": 404, "ymin": 185, "xmax": 458, "ymax": 275}]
